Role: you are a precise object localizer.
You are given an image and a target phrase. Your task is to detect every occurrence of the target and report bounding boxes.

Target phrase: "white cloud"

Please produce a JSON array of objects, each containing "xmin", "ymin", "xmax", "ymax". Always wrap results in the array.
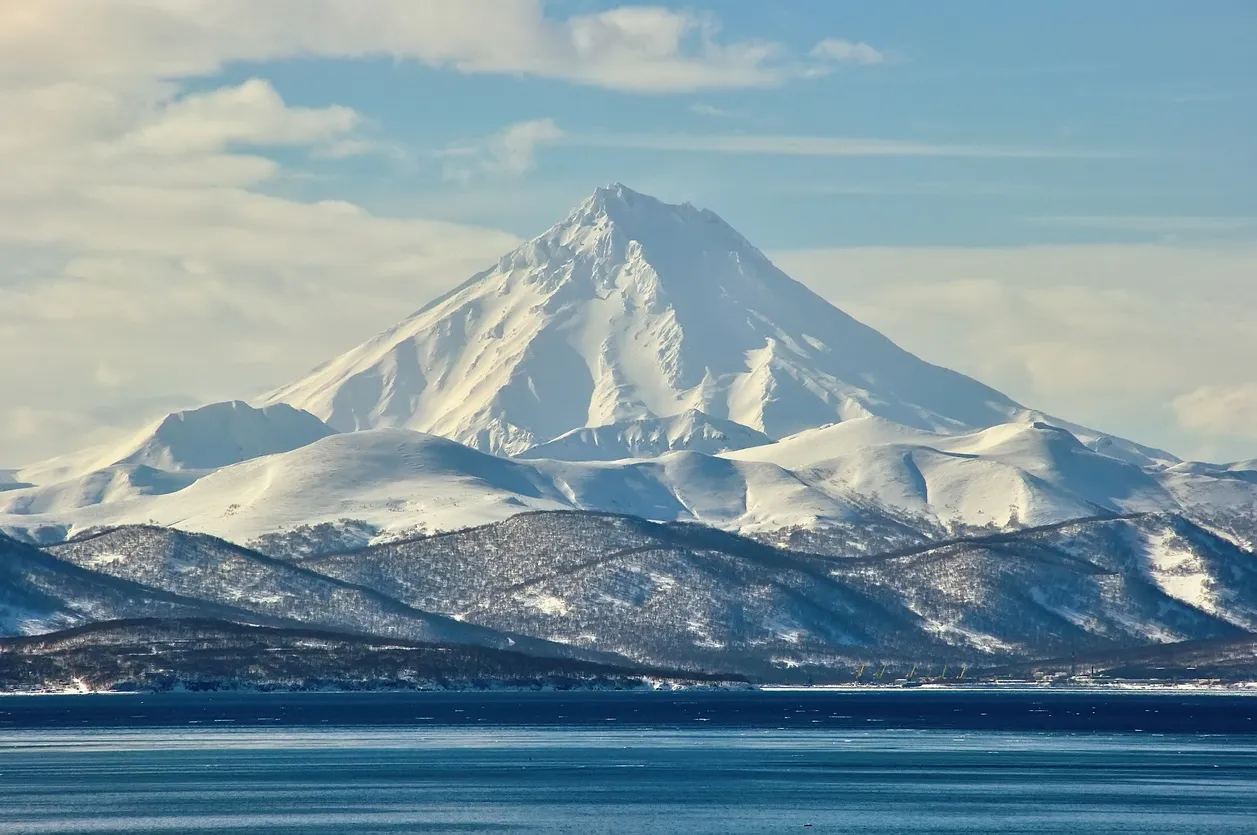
[
  {"xmin": 1173, "ymin": 385, "xmax": 1257, "ymax": 441},
  {"xmin": 0, "ymin": 15, "xmax": 529, "ymax": 465},
  {"xmin": 126, "ymin": 79, "xmax": 360, "ymax": 154},
  {"xmin": 0, "ymin": 78, "xmax": 367, "ymax": 206},
  {"xmin": 492, "ymin": 119, "xmax": 566, "ymax": 175},
  {"xmin": 810, "ymin": 38, "xmax": 885, "ymax": 66},
  {"xmin": 0, "ymin": 3, "xmax": 888, "ymax": 462},
  {"xmin": 0, "ymin": 219, "xmax": 519, "ymax": 465},
  {"xmin": 773, "ymin": 244, "xmax": 1257, "ymax": 462},
  {"xmin": 0, "ymin": 1, "xmax": 879, "ymax": 95}
]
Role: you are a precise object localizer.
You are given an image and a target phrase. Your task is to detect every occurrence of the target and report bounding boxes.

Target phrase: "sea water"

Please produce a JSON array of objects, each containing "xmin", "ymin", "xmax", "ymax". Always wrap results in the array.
[{"xmin": 0, "ymin": 690, "xmax": 1254, "ymax": 833}]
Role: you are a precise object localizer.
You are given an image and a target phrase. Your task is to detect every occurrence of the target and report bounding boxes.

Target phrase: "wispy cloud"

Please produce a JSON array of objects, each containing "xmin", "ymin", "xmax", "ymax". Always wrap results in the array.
[
  {"xmin": 1025, "ymin": 216, "xmax": 1257, "ymax": 234},
  {"xmin": 767, "ymin": 181, "xmax": 1067, "ymax": 197},
  {"xmin": 689, "ymin": 103, "xmax": 731, "ymax": 118},
  {"xmin": 441, "ymin": 119, "xmax": 565, "ymax": 183},
  {"xmin": 810, "ymin": 38, "xmax": 886, "ymax": 66},
  {"xmin": 563, "ymin": 131, "xmax": 1124, "ymax": 159}
]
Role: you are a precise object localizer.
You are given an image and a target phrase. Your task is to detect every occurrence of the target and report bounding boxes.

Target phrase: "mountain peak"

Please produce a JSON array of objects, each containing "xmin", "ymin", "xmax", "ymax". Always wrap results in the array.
[
  {"xmin": 265, "ymin": 186, "xmax": 1025, "ymax": 454},
  {"xmin": 581, "ymin": 182, "xmax": 662, "ymax": 213},
  {"xmin": 115, "ymin": 401, "xmax": 337, "ymax": 472},
  {"xmin": 14, "ymin": 401, "xmax": 337, "ymax": 488},
  {"xmin": 589, "ymin": 181, "xmax": 640, "ymax": 203},
  {"xmin": 558, "ymin": 183, "xmax": 726, "ymax": 245}
]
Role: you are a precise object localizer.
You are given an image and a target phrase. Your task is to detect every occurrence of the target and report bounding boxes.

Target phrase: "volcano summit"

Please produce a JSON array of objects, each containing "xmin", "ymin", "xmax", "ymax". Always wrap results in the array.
[{"xmin": 264, "ymin": 184, "xmax": 1029, "ymax": 456}]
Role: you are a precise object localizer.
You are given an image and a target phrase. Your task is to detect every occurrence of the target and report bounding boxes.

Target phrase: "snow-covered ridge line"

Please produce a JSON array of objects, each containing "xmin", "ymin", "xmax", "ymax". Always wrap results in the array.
[{"xmin": 2, "ymin": 415, "xmax": 1254, "ymax": 550}]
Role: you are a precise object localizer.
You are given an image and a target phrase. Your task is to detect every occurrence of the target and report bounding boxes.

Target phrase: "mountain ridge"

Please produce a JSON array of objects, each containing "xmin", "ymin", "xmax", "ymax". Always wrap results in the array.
[
  {"xmin": 17, "ymin": 401, "xmax": 335, "ymax": 486},
  {"xmin": 2, "ymin": 416, "xmax": 1252, "ymax": 550}
]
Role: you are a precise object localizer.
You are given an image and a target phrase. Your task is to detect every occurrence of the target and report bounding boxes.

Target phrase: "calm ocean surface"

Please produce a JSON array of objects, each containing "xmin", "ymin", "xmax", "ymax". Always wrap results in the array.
[{"xmin": 1, "ymin": 690, "xmax": 1254, "ymax": 834}]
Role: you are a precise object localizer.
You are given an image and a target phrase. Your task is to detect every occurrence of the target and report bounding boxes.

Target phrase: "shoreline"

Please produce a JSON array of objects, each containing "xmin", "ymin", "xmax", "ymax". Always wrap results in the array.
[{"xmin": 5, "ymin": 680, "xmax": 1257, "ymax": 697}]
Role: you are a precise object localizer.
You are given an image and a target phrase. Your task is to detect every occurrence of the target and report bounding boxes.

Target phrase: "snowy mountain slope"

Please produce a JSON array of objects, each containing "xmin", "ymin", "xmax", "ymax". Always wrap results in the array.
[
  {"xmin": 1165, "ymin": 459, "xmax": 1257, "ymax": 484},
  {"xmin": 301, "ymin": 510, "xmax": 1257, "ymax": 671},
  {"xmin": 44, "ymin": 526, "xmax": 606, "ymax": 660},
  {"xmin": 3, "ymin": 183, "xmax": 1212, "ymax": 549},
  {"xmin": 530, "ymin": 451, "xmax": 877, "ymax": 532},
  {"xmin": 17, "ymin": 430, "xmax": 571, "ymax": 554},
  {"xmin": 1156, "ymin": 465, "xmax": 1257, "ymax": 552},
  {"xmin": 0, "ymin": 531, "xmax": 299, "ymax": 636},
  {"xmin": 142, "ymin": 429, "xmax": 576, "ymax": 539},
  {"xmin": 1064, "ymin": 514, "xmax": 1257, "ymax": 630},
  {"xmin": 729, "ymin": 420, "xmax": 1180, "ymax": 529},
  {"xmin": 1, "ymin": 420, "xmax": 1246, "ymax": 550},
  {"xmin": 10, "ymin": 509, "xmax": 1256, "ymax": 675},
  {"xmin": 303, "ymin": 512, "xmax": 949, "ymax": 673},
  {"xmin": 829, "ymin": 513, "xmax": 1257, "ymax": 656},
  {"xmin": 263, "ymin": 184, "xmax": 1025, "ymax": 455},
  {"xmin": 517, "ymin": 409, "xmax": 771, "ymax": 461},
  {"xmin": 723, "ymin": 416, "xmax": 942, "ymax": 469},
  {"xmin": 0, "ymin": 428, "xmax": 893, "ymax": 544},
  {"xmin": 1016, "ymin": 410, "xmax": 1181, "ymax": 469},
  {"xmin": 18, "ymin": 401, "xmax": 335, "ymax": 485},
  {"xmin": 0, "ymin": 465, "xmax": 202, "ymax": 517}
]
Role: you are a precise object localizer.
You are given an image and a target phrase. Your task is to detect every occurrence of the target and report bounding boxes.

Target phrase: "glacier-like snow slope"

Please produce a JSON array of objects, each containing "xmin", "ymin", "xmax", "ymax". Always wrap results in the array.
[{"xmin": 263, "ymin": 184, "xmax": 1026, "ymax": 455}]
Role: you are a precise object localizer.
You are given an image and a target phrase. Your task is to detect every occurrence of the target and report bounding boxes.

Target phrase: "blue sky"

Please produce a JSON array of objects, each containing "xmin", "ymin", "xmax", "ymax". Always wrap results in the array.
[
  {"xmin": 233, "ymin": 0, "xmax": 1257, "ymax": 248},
  {"xmin": 0, "ymin": 1, "xmax": 1254, "ymax": 464}
]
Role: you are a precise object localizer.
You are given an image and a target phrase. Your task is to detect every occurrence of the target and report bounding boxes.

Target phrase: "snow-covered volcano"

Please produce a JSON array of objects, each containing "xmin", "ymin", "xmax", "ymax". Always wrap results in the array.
[{"xmin": 264, "ymin": 184, "xmax": 1024, "ymax": 455}]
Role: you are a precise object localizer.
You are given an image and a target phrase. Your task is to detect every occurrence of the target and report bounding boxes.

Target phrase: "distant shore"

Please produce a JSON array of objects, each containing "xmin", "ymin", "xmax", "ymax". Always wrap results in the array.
[{"xmin": 5, "ymin": 679, "xmax": 1257, "ymax": 697}]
